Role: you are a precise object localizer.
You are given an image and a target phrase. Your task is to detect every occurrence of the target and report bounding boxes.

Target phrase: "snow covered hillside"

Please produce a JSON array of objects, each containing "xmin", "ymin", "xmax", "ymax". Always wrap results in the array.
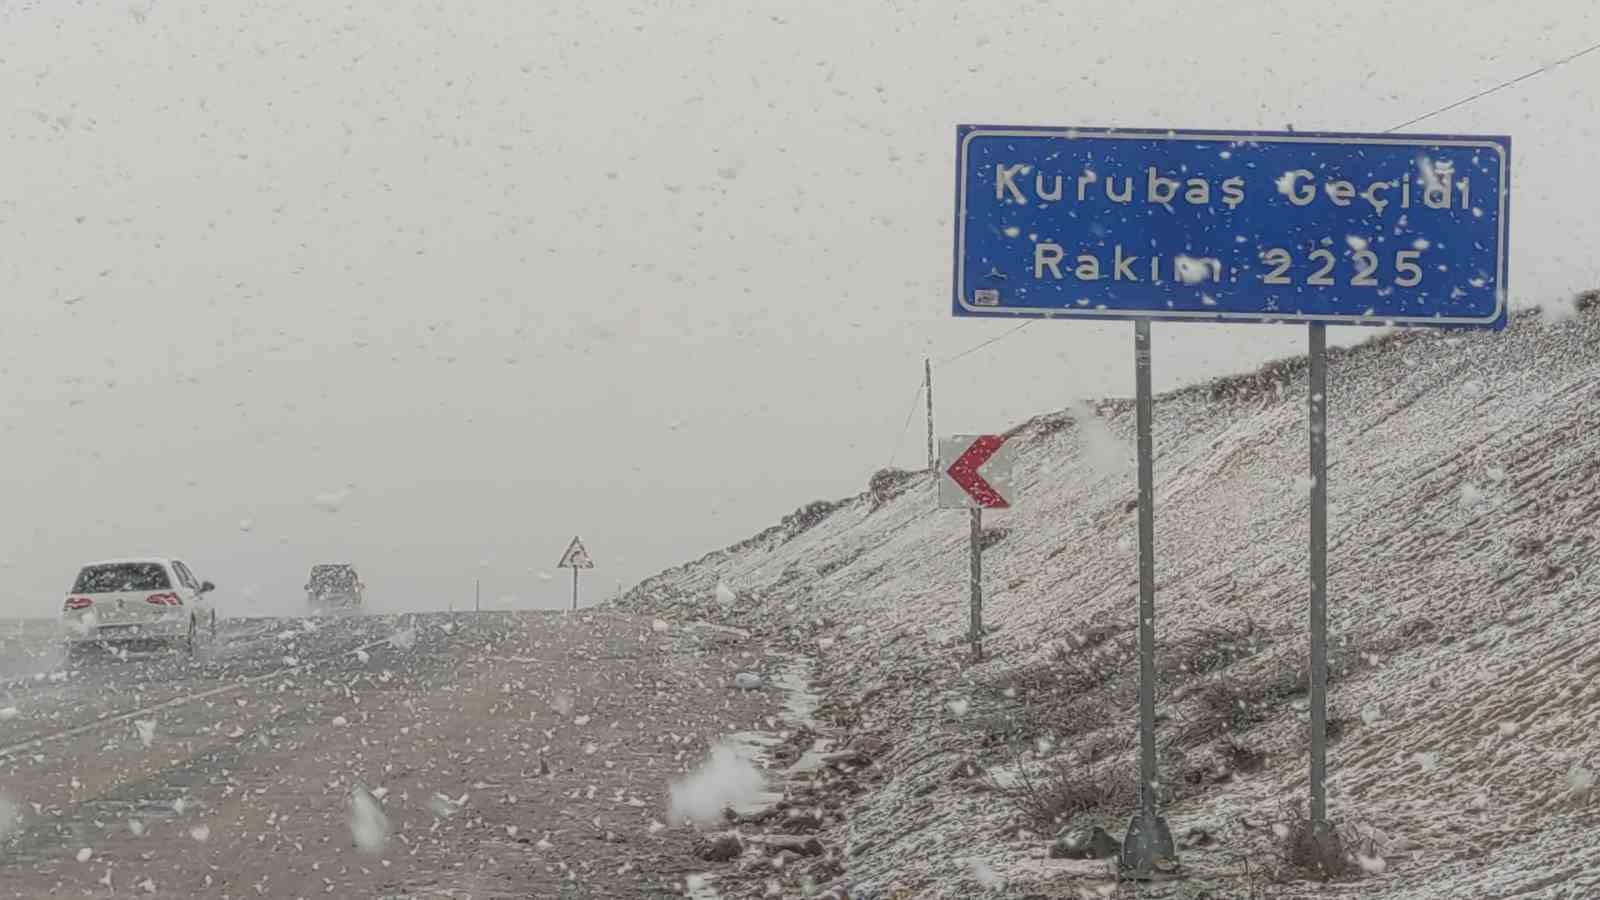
[{"xmin": 620, "ymin": 297, "xmax": 1600, "ymax": 899}]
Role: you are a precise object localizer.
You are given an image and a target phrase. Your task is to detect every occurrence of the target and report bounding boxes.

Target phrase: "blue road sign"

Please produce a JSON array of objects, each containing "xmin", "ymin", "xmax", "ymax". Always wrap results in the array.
[{"xmin": 953, "ymin": 127, "xmax": 1510, "ymax": 329}]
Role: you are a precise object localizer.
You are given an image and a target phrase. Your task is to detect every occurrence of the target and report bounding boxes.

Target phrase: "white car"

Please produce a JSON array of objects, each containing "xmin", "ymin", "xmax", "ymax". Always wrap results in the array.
[{"xmin": 61, "ymin": 557, "xmax": 218, "ymax": 654}]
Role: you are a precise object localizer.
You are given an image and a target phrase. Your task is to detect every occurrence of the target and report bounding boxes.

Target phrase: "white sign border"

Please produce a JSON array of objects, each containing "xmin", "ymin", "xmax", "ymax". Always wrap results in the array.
[{"xmin": 954, "ymin": 128, "xmax": 1509, "ymax": 327}]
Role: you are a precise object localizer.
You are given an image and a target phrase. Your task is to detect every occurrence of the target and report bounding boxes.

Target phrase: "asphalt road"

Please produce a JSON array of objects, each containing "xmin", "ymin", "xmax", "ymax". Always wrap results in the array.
[{"xmin": 0, "ymin": 610, "xmax": 787, "ymax": 898}]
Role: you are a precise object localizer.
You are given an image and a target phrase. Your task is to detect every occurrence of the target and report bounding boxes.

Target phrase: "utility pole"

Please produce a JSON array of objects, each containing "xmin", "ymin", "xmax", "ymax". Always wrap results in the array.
[
  {"xmin": 925, "ymin": 358, "xmax": 936, "ymax": 471},
  {"xmin": 969, "ymin": 506, "xmax": 983, "ymax": 660}
]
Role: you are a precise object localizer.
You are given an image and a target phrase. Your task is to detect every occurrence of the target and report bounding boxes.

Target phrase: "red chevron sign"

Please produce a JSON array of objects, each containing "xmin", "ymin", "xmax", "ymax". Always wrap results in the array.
[{"xmin": 939, "ymin": 434, "xmax": 1017, "ymax": 510}]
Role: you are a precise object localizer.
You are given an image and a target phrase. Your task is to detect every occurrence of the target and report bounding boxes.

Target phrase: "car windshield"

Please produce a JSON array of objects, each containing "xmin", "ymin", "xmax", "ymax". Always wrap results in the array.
[
  {"xmin": 4, "ymin": 3, "xmax": 1597, "ymax": 898},
  {"xmin": 71, "ymin": 563, "xmax": 171, "ymax": 594}
]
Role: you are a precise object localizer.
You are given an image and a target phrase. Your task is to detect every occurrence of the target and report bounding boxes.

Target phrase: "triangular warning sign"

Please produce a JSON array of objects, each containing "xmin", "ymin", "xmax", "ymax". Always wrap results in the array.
[{"xmin": 557, "ymin": 536, "xmax": 594, "ymax": 569}]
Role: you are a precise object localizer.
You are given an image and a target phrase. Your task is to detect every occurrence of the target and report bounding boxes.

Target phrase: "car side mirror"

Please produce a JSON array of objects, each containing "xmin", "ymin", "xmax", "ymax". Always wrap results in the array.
[{"xmin": 200, "ymin": 581, "xmax": 216, "ymax": 594}]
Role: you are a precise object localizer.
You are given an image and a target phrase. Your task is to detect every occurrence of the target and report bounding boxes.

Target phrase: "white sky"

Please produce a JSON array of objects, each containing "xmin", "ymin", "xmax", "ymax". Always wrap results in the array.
[{"xmin": 3, "ymin": 0, "xmax": 1597, "ymax": 616}]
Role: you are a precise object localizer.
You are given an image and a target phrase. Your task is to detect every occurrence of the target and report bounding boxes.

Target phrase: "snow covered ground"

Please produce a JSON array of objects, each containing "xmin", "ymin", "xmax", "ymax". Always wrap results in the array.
[
  {"xmin": 619, "ymin": 299, "xmax": 1600, "ymax": 898},
  {"xmin": 0, "ymin": 610, "xmax": 795, "ymax": 898}
]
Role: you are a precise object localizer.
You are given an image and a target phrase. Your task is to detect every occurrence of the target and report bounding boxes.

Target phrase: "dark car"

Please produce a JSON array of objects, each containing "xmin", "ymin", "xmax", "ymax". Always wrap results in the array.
[{"xmin": 305, "ymin": 564, "xmax": 364, "ymax": 613}]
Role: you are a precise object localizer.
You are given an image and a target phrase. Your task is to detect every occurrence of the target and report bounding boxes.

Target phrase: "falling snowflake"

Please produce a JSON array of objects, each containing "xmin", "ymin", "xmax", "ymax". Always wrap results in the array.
[
  {"xmin": 1566, "ymin": 768, "xmax": 1594, "ymax": 802},
  {"xmin": 1174, "ymin": 256, "xmax": 1216, "ymax": 284},
  {"xmin": 970, "ymin": 859, "xmax": 1000, "ymax": 885},
  {"xmin": 667, "ymin": 745, "xmax": 765, "ymax": 826},
  {"xmin": 313, "ymin": 486, "xmax": 354, "ymax": 513},
  {"xmin": 349, "ymin": 787, "xmax": 388, "ymax": 852},
  {"xmin": 0, "ymin": 794, "xmax": 18, "ymax": 841}
]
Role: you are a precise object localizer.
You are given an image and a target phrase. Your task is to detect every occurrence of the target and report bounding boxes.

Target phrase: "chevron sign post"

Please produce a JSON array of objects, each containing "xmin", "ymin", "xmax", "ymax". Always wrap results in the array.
[{"xmin": 939, "ymin": 435, "xmax": 1018, "ymax": 661}]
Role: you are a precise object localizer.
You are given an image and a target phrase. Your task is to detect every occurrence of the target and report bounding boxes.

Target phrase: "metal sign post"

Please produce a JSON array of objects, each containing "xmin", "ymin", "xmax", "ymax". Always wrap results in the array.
[
  {"xmin": 939, "ymin": 434, "xmax": 1018, "ymax": 661},
  {"xmin": 1308, "ymin": 324, "xmax": 1329, "ymax": 825},
  {"xmin": 557, "ymin": 536, "xmax": 595, "ymax": 610},
  {"xmin": 1122, "ymin": 319, "xmax": 1175, "ymax": 873},
  {"xmin": 951, "ymin": 125, "xmax": 1511, "ymax": 870}
]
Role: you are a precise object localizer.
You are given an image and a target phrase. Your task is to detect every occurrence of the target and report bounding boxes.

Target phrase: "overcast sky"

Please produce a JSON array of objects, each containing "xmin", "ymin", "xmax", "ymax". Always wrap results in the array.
[{"xmin": 2, "ymin": 0, "xmax": 1596, "ymax": 616}]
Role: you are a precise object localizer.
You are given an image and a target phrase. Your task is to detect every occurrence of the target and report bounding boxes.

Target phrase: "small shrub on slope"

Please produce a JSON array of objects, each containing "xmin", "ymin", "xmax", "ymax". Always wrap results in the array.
[{"xmin": 1001, "ymin": 757, "xmax": 1134, "ymax": 830}]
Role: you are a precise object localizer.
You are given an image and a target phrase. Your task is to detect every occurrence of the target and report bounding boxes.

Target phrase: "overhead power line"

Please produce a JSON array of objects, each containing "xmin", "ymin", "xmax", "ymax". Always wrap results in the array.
[
  {"xmin": 1387, "ymin": 37, "xmax": 1600, "ymax": 132},
  {"xmin": 936, "ymin": 321, "xmax": 1034, "ymax": 366}
]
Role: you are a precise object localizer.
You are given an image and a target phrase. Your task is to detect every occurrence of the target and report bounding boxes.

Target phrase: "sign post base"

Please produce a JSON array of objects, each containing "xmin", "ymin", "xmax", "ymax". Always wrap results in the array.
[{"xmin": 1120, "ymin": 809, "xmax": 1177, "ymax": 878}]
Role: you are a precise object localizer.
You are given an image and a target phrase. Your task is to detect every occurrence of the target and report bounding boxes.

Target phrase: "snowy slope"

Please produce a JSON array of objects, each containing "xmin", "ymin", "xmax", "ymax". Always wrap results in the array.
[{"xmin": 620, "ymin": 298, "xmax": 1600, "ymax": 899}]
